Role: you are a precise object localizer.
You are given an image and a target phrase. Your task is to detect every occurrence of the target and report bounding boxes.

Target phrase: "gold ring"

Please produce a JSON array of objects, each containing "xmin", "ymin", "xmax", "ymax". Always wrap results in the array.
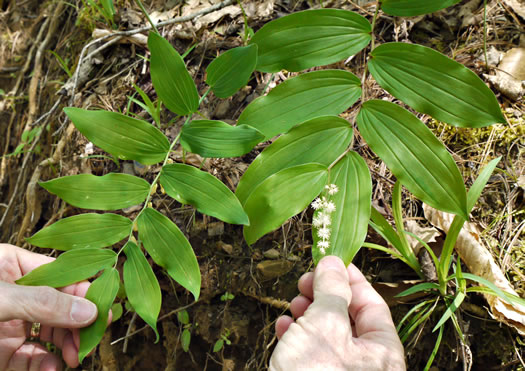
[{"xmin": 30, "ymin": 322, "xmax": 41, "ymax": 338}]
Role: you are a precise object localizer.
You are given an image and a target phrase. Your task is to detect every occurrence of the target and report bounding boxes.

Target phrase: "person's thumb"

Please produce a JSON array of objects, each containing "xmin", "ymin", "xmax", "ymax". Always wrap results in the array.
[
  {"xmin": 304, "ymin": 256, "xmax": 352, "ymax": 333},
  {"xmin": 1, "ymin": 282, "xmax": 97, "ymax": 327}
]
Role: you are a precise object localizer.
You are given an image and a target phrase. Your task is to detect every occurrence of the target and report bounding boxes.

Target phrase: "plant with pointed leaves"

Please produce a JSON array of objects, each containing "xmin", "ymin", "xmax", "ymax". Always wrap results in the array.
[{"xmin": 16, "ymin": 1, "xmax": 523, "ymax": 365}]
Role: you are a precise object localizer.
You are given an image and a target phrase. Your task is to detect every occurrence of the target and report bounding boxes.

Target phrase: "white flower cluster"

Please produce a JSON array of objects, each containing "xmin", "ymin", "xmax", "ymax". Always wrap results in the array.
[{"xmin": 311, "ymin": 184, "xmax": 339, "ymax": 255}]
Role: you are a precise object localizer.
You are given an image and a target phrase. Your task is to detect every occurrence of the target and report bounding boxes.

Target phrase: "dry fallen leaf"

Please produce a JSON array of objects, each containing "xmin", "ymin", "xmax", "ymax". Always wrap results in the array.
[
  {"xmin": 423, "ymin": 204, "xmax": 525, "ymax": 334},
  {"xmin": 92, "ymin": 29, "xmax": 148, "ymax": 47},
  {"xmin": 484, "ymin": 47, "xmax": 525, "ymax": 100},
  {"xmin": 405, "ymin": 219, "xmax": 441, "ymax": 255},
  {"xmin": 501, "ymin": 0, "xmax": 525, "ymax": 20},
  {"xmin": 499, "ymin": 48, "xmax": 525, "ymax": 81}
]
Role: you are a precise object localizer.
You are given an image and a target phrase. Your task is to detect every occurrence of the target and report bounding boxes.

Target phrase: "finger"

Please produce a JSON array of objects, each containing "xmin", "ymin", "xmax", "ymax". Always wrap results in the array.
[
  {"xmin": 39, "ymin": 351, "xmax": 62, "ymax": 371},
  {"xmin": 62, "ymin": 331, "xmax": 80, "ymax": 368},
  {"xmin": 303, "ymin": 256, "xmax": 352, "ymax": 336},
  {"xmin": 60, "ymin": 280, "xmax": 90, "ymax": 298},
  {"xmin": 1, "ymin": 282, "xmax": 97, "ymax": 327},
  {"xmin": 40, "ymin": 325, "xmax": 53, "ymax": 343},
  {"xmin": 275, "ymin": 315, "xmax": 294, "ymax": 339},
  {"xmin": 10, "ymin": 245, "xmax": 55, "ymax": 275},
  {"xmin": 289, "ymin": 295, "xmax": 311, "ymax": 319},
  {"xmin": 297, "ymin": 272, "xmax": 314, "ymax": 300},
  {"xmin": 346, "ymin": 264, "xmax": 398, "ymax": 339},
  {"xmin": 6, "ymin": 343, "xmax": 62, "ymax": 371},
  {"xmin": 52, "ymin": 328, "xmax": 69, "ymax": 349},
  {"xmin": 73, "ymin": 328, "xmax": 80, "ymax": 350},
  {"xmin": 312, "ymin": 256, "xmax": 351, "ymax": 309}
]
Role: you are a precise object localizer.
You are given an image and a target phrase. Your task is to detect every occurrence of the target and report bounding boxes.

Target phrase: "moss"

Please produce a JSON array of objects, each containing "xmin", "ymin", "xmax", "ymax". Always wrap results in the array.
[{"xmin": 427, "ymin": 112, "xmax": 525, "ymax": 149}]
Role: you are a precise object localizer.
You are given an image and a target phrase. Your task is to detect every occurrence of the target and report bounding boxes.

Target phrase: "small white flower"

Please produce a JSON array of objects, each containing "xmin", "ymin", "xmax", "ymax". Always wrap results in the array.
[
  {"xmin": 319, "ymin": 212, "xmax": 332, "ymax": 226},
  {"xmin": 325, "ymin": 184, "xmax": 339, "ymax": 195},
  {"xmin": 311, "ymin": 197, "xmax": 323, "ymax": 210},
  {"xmin": 324, "ymin": 201, "xmax": 336, "ymax": 214},
  {"xmin": 318, "ymin": 240, "xmax": 330, "ymax": 249},
  {"xmin": 318, "ymin": 227, "xmax": 331, "ymax": 239},
  {"xmin": 312, "ymin": 215, "xmax": 323, "ymax": 228},
  {"xmin": 319, "ymin": 247, "xmax": 326, "ymax": 254}
]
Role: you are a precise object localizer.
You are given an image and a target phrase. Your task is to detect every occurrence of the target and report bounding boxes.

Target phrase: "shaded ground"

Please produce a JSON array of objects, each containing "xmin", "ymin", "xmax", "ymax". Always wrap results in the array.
[{"xmin": 0, "ymin": 0, "xmax": 524, "ymax": 369}]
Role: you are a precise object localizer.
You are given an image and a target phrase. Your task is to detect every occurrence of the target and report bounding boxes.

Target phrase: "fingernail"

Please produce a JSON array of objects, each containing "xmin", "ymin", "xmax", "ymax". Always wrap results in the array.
[{"xmin": 71, "ymin": 299, "xmax": 97, "ymax": 323}]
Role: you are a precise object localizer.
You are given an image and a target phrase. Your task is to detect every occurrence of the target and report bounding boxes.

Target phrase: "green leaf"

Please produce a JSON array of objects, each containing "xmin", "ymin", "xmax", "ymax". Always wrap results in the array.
[
  {"xmin": 137, "ymin": 208, "xmax": 200, "ymax": 300},
  {"xmin": 237, "ymin": 70, "xmax": 361, "ymax": 139},
  {"xmin": 462, "ymin": 273, "xmax": 525, "ymax": 308},
  {"xmin": 312, "ymin": 152, "xmax": 372, "ymax": 265},
  {"xmin": 123, "ymin": 241, "xmax": 161, "ymax": 342},
  {"xmin": 177, "ymin": 310, "xmax": 189, "ymax": 325},
  {"xmin": 148, "ymin": 32, "xmax": 199, "ymax": 115},
  {"xmin": 64, "ymin": 107, "xmax": 169, "ymax": 165},
  {"xmin": 368, "ymin": 43, "xmax": 506, "ymax": 128},
  {"xmin": 16, "ymin": 248, "xmax": 117, "ymax": 287},
  {"xmin": 236, "ymin": 116, "xmax": 353, "ymax": 205},
  {"xmin": 243, "ymin": 163, "xmax": 328, "ymax": 245},
  {"xmin": 439, "ymin": 157, "xmax": 503, "ymax": 277},
  {"xmin": 79, "ymin": 268, "xmax": 119, "ymax": 363},
  {"xmin": 206, "ymin": 44, "xmax": 258, "ymax": 98},
  {"xmin": 395, "ymin": 282, "xmax": 440, "ymax": 298},
  {"xmin": 249, "ymin": 9, "xmax": 371, "ymax": 72},
  {"xmin": 380, "ymin": 0, "xmax": 461, "ymax": 16},
  {"xmin": 160, "ymin": 164, "xmax": 249, "ymax": 225},
  {"xmin": 369, "ymin": 207, "xmax": 404, "ymax": 252},
  {"xmin": 433, "ymin": 291, "xmax": 465, "ymax": 332},
  {"xmin": 26, "ymin": 213, "xmax": 131, "ymax": 250},
  {"xmin": 180, "ymin": 120, "xmax": 264, "ymax": 158},
  {"xmin": 132, "ymin": 83, "xmax": 160, "ymax": 125},
  {"xmin": 40, "ymin": 173, "xmax": 150, "ymax": 211},
  {"xmin": 100, "ymin": 0, "xmax": 115, "ymax": 17},
  {"xmin": 467, "ymin": 157, "xmax": 501, "ymax": 212},
  {"xmin": 357, "ymin": 100, "xmax": 468, "ymax": 219},
  {"xmin": 424, "ymin": 324, "xmax": 444, "ymax": 371},
  {"xmin": 391, "ymin": 182, "xmax": 416, "ymax": 267},
  {"xmin": 213, "ymin": 338, "xmax": 224, "ymax": 352},
  {"xmin": 111, "ymin": 302, "xmax": 123, "ymax": 322},
  {"xmin": 396, "ymin": 299, "xmax": 433, "ymax": 332},
  {"xmin": 181, "ymin": 329, "xmax": 191, "ymax": 352}
]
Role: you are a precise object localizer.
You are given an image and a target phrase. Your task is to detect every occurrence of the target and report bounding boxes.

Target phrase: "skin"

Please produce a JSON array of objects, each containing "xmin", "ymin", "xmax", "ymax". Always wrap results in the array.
[
  {"xmin": 270, "ymin": 255, "xmax": 406, "ymax": 371},
  {"xmin": 0, "ymin": 244, "xmax": 98, "ymax": 371}
]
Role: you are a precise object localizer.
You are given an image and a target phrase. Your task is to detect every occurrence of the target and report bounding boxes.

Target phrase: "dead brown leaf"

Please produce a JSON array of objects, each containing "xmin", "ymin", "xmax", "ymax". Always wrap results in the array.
[{"xmin": 405, "ymin": 219, "xmax": 441, "ymax": 255}]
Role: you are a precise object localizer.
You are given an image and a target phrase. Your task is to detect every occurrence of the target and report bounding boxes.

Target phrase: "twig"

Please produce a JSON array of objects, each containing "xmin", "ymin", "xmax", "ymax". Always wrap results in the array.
[
  {"xmin": 122, "ymin": 312, "xmax": 137, "ymax": 353},
  {"xmin": 0, "ymin": 96, "xmax": 63, "ymax": 230},
  {"xmin": 69, "ymin": 0, "xmax": 235, "ymax": 102},
  {"xmin": 26, "ymin": 2, "xmax": 64, "ymax": 131},
  {"xmin": 110, "ymin": 300, "xmax": 200, "ymax": 346},
  {"xmin": 15, "ymin": 114, "xmax": 73, "ymax": 245},
  {"xmin": 1, "ymin": 12, "xmax": 50, "ymax": 185}
]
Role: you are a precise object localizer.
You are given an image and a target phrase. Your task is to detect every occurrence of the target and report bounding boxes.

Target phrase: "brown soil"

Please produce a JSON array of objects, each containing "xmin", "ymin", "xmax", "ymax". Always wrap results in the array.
[{"xmin": 0, "ymin": 0, "xmax": 524, "ymax": 370}]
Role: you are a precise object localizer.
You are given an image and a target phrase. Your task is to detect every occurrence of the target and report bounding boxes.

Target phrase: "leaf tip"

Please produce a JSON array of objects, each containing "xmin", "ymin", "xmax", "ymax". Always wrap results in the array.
[{"xmin": 152, "ymin": 326, "xmax": 160, "ymax": 344}]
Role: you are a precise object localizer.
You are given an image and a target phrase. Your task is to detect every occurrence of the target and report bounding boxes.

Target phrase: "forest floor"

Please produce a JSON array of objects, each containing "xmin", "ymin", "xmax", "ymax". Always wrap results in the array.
[{"xmin": 0, "ymin": 0, "xmax": 524, "ymax": 370}]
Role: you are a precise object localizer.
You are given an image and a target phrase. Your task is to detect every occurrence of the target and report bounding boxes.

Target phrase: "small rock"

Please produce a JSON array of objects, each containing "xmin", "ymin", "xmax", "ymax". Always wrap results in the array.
[
  {"xmin": 121, "ymin": 162, "xmax": 135, "ymax": 175},
  {"xmin": 222, "ymin": 359, "xmax": 235, "ymax": 371},
  {"xmin": 213, "ymin": 99, "xmax": 231, "ymax": 119},
  {"xmin": 208, "ymin": 221, "xmax": 224, "ymax": 237},
  {"xmin": 217, "ymin": 241, "xmax": 233, "ymax": 255},
  {"xmin": 263, "ymin": 248, "xmax": 280, "ymax": 259},
  {"xmin": 122, "ymin": 205, "xmax": 142, "ymax": 215},
  {"xmin": 133, "ymin": 161, "xmax": 148, "ymax": 175},
  {"xmin": 257, "ymin": 260, "xmax": 294, "ymax": 280},
  {"xmin": 252, "ymin": 251, "xmax": 263, "ymax": 260},
  {"xmin": 287, "ymin": 254, "xmax": 301, "ymax": 262}
]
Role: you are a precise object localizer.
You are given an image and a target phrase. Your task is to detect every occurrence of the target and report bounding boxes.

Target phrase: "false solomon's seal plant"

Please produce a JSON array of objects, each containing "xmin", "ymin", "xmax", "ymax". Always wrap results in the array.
[{"xmin": 15, "ymin": 0, "xmax": 525, "ymax": 365}]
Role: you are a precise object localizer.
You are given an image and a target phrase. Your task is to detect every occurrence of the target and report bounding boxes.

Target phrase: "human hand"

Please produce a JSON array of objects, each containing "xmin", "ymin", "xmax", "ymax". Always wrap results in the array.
[
  {"xmin": 270, "ymin": 256, "xmax": 406, "ymax": 371},
  {"xmin": 0, "ymin": 244, "xmax": 98, "ymax": 371}
]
